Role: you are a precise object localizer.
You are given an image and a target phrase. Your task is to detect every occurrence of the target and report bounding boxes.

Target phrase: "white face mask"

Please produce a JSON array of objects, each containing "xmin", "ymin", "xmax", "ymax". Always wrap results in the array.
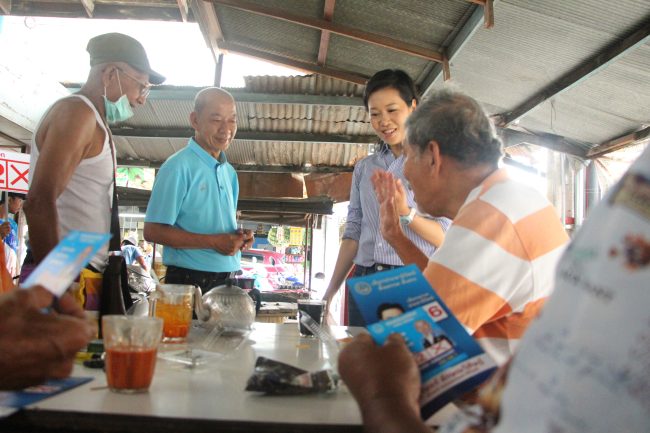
[{"xmin": 104, "ymin": 70, "xmax": 134, "ymax": 124}]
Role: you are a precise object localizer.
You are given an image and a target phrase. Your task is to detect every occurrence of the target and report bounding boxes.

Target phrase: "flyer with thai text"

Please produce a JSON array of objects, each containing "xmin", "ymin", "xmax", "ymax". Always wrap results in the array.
[
  {"xmin": 23, "ymin": 231, "xmax": 111, "ymax": 297},
  {"xmin": 348, "ymin": 264, "xmax": 497, "ymax": 418}
]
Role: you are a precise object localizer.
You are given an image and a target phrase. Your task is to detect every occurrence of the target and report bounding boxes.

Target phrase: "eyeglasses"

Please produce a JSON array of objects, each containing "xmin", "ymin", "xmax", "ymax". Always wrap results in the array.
[{"xmin": 118, "ymin": 68, "xmax": 152, "ymax": 98}]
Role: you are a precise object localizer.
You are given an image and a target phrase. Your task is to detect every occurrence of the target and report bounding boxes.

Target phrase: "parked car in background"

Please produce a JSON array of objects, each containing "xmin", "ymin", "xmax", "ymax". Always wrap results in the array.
[
  {"xmin": 240, "ymin": 249, "xmax": 303, "ymax": 291},
  {"xmin": 242, "ymin": 249, "xmax": 286, "ymax": 270}
]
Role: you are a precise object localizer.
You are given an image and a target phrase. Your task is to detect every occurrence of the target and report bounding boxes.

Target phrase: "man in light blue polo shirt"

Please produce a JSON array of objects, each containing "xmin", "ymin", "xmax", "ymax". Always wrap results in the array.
[{"xmin": 144, "ymin": 87, "xmax": 254, "ymax": 293}]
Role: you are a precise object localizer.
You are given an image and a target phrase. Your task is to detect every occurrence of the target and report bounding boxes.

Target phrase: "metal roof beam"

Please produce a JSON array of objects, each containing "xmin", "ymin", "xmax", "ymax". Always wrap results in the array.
[
  {"xmin": 118, "ymin": 158, "xmax": 353, "ymax": 173},
  {"xmin": 317, "ymin": 0, "xmax": 336, "ymax": 66},
  {"xmin": 503, "ymin": 155, "xmax": 542, "ymax": 175},
  {"xmin": 227, "ymin": 90, "xmax": 364, "ymax": 106},
  {"xmin": 0, "ymin": 131, "xmax": 25, "ymax": 149},
  {"xmin": 7, "ymin": 1, "xmax": 184, "ymax": 20},
  {"xmin": 190, "ymin": 0, "xmax": 224, "ymax": 63},
  {"xmin": 65, "ymin": 85, "xmax": 365, "ymax": 105},
  {"xmin": 499, "ymin": 21, "xmax": 650, "ymax": 127},
  {"xmin": 176, "ymin": 0, "xmax": 188, "ymax": 22},
  {"xmin": 236, "ymin": 164, "xmax": 353, "ymax": 174},
  {"xmin": 421, "ymin": 3, "xmax": 488, "ymax": 94},
  {"xmin": 499, "ymin": 128, "xmax": 588, "ymax": 158},
  {"xmin": 112, "ymin": 127, "xmax": 374, "ymax": 143},
  {"xmin": 80, "ymin": 0, "xmax": 94, "ymax": 17},
  {"xmin": 219, "ymin": 42, "xmax": 368, "ymax": 85},
  {"xmin": 209, "ymin": 0, "xmax": 445, "ymax": 64},
  {"xmin": 466, "ymin": 0, "xmax": 494, "ymax": 29},
  {"xmin": 587, "ymin": 126, "xmax": 650, "ymax": 159},
  {"xmin": 239, "ymin": 198, "xmax": 333, "ymax": 215},
  {"xmin": 0, "ymin": 0, "xmax": 10, "ymax": 14}
]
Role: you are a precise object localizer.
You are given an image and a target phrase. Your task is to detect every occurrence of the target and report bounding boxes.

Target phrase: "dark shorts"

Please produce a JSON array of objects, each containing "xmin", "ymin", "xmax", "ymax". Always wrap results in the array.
[{"xmin": 164, "ymin": 265, "xmax": 230, "ymax": 295}]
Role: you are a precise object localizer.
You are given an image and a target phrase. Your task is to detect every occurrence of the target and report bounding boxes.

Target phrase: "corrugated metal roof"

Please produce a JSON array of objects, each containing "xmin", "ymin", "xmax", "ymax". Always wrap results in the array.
[
  {"xmin": 217, "ymin": 5, "xmax": 321, "ymax": 64},
  {"xmin": 242, "ymin": 103, "xmax": 371, "ymax": 134},
  {"xmin": 325, "ymin": 34, "xmax": 431, "ymax": 80},
  {"xmin": 334, "ymin": 0, "xmax": 471, "ymax": 48},
  {"xmin": 226, "ymin": 140, "xmax": 369, "ymax": 166},
  {"xmin": 115, "ymin": 136, "xmax": 186, "ymax": 163},
  {"xmin": 116, "ymin": 135, "xmax": 369, "ymax": 168},
  {"xmin": 115, "ymin": 76, "xmax": 377, "ymax": 167},
  {"xmin": 522, "ymin": 40, "xmax": 650, "ymax": 144},
  {"xmin": 243, "ymin": 75, "xmax": 365, "ymax": 96},
  {"xmin": 442, "ymin": 0, "xmax": 650, "ymax": 145},
  {"xmin": 3, "ymin": 0, "xmax": 649, "ymax": 161}
]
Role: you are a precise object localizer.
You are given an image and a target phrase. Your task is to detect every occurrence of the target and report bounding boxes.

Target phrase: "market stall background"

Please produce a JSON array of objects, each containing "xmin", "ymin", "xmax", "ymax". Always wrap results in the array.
[
  {"xmin": 0, "ymin": 0, "xmax": 649, "ymax": 298},
  {"xmin": 1, "ymin": 1, "xmax": 648, "ymax": 206}
]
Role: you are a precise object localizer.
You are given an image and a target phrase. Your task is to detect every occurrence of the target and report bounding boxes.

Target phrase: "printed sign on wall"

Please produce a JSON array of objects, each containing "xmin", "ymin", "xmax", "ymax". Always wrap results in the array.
[{"xmin": 0, "ymin": 150, "xmax": 30, "ymax": 193}]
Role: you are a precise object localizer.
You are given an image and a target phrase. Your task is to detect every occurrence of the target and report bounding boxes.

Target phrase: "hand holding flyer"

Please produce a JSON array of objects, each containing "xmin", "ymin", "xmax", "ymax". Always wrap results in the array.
[
  {"xmin": 348, "ymin": 264, "xmax": 497, "ymax": 418},
  {"xmin": 22, "ymin": 231, "xmax": 111, "ymax": 297}
]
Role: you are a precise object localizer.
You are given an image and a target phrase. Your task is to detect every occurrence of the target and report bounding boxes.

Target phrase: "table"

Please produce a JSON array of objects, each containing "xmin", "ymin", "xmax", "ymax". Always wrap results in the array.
[{"xmin": 3, "ymin": 323, "xmax": 362, "ymax": 433}]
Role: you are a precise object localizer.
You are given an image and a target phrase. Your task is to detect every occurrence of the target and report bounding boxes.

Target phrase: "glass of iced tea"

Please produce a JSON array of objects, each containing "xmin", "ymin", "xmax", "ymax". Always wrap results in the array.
[
  {"xmin": 152, "ymin": 284, "xmax": 194, "ymax": 343},
  {"xmin": 102, "ymin": 315, "xmax": 163, "ymax": 393}
]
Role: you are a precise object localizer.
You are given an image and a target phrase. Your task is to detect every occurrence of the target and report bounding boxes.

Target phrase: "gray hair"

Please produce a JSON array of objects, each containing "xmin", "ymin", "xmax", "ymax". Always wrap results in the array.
[{"xmin": 405, "ymin": 89, "xmax": 503, "ymax": 166}]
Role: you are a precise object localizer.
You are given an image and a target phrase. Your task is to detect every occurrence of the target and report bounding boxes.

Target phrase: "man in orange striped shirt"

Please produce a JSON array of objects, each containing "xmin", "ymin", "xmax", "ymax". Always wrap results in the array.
[{"xmin": 372, "ymin": 89, "xmax": 569, "ymax": 365}]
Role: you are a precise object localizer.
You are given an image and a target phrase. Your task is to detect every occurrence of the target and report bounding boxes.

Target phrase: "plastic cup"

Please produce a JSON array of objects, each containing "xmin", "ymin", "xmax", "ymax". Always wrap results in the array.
[
  {"xmin": 102, "ymin": 315, "xmax": 163, "ymax": 393},
  {"xmin": 297, "ymin": 299, "xmax": 325, "ymax": 337},
  {"xmin": 152, "ymin": 284, "xmax": 194, "ymax": 343}
]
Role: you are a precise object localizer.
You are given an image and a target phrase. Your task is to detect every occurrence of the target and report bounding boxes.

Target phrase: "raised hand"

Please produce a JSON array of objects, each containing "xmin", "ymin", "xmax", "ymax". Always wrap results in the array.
[{"xmin": 371, "ymin": 170, "xmax": 403, "ymax": 242}]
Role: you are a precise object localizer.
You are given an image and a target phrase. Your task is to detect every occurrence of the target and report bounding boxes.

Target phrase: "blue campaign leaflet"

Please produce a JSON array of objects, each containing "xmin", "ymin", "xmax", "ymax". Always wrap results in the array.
[
  {"xmin": 0, "ymin": 377, "xmax": 93, "ymax": 416},
  {"xmin": 348, "ymin": 264, "xmax": 497, "ymax": 418},
  {"xmin": 23, "ymin": 231, "xmax": 111, "ymax": 297}
]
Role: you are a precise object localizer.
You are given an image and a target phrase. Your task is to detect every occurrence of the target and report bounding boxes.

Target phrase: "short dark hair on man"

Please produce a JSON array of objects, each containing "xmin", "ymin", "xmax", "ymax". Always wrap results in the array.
[
  {"xmin": 376, "ymin": 302, "xmax": 405, "ymax": 320},
  {"xmin": 0, "ymin": 192, "xmax": 26, "ymax": 204},
  {"xmin": 405, "ymin": 89, "xmax": 503, "ymax": 166},
  {"xmin": 363, "ymin": 69, "xmax": 420, "ymax": 110}
]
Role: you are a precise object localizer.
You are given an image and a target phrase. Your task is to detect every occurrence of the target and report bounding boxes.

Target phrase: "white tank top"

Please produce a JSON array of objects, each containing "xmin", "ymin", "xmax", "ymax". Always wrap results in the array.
[{"xmin": 30, "ymin": 94, "xmax": 114, "ymax": 271}]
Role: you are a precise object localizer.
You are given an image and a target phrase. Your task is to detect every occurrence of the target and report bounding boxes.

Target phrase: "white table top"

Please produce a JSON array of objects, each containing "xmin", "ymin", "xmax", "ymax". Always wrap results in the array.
[{"xmin": 11, "ymin": 323, "xmax": 363, "ymax": 432}]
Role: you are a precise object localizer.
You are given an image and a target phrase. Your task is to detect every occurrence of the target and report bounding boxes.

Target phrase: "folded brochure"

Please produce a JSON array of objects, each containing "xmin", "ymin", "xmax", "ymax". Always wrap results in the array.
[
  {"xmin": 23, "ymin": 231, "xmax": 111, "ymax": 297},
  {"xmin": 0, "ymin": 377, "xmax": 93, "ymax": 417},
  {"xmin": 348, "ymin": 264, "xmax": 497, "ymax": 418}
]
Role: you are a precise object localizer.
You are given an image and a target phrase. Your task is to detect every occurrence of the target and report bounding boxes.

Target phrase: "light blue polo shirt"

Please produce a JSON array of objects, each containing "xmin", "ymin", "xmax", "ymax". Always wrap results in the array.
[{"xmin": 145, "ymin": 138, "xmax": 240, "ymax": 272}]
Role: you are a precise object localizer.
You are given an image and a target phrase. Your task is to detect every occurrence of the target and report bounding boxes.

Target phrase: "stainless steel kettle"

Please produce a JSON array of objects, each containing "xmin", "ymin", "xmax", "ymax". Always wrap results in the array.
[{"xmin": 193, "ymin": 275, "xmax": 256, "ymax": 331}]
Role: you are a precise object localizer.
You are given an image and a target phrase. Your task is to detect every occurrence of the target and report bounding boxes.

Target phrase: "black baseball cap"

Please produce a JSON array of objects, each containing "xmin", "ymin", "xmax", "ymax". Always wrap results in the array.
[{"xmin": 86, "ymin": 32, "xmax": 165, "ymax": 85}]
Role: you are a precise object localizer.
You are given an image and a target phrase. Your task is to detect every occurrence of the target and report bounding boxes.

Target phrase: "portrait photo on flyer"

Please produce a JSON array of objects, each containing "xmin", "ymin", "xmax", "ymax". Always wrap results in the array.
[{"xmin": 348, "ymin": 265, "xmax": 497, "ymax": 418}]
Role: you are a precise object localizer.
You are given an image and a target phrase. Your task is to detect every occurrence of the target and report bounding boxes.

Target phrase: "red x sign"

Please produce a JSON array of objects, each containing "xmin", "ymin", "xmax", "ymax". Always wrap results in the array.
[{"xmin": 0, "ymin": 150, "xmax": 30, "ymax": 194}]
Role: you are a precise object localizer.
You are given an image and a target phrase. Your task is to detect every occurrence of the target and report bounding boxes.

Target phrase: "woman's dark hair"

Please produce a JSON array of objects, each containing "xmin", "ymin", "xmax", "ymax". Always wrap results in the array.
[{"xmin": 362, "ymin": 69, "xmax": 420, "ymax": 111}]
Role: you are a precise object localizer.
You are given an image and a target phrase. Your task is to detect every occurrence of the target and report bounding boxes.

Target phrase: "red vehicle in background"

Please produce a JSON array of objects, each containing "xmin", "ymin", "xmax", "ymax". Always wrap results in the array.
[{"xmin": 239, "ymin": 249, "xmax": 303, "ymax": 292}]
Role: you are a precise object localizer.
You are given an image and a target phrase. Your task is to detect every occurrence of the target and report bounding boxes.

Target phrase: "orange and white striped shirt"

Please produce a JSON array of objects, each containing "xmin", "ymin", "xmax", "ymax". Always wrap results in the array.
[{"xmin": 424, "ymin": 168, "xmax": 569, "ymax": 365}]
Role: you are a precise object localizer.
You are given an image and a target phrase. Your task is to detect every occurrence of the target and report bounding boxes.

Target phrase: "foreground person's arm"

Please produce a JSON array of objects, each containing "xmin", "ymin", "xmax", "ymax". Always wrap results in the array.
[
  {"xmin": 322, "ymin": 238, "xmax": 358, "ymax": 315},
  {"xmin": 338, "ymin": 333, "xmax": 432, "ymax": 433},
  {"xmin": 0, "ymin": 286, "xmax": 93, "ymax": 390}
]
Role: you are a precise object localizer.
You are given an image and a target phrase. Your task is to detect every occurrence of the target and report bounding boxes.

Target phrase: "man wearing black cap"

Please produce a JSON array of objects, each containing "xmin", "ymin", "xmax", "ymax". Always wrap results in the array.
[{"xmin": 24, "ymin": 33, "xmax": 164, "ymax": 309}]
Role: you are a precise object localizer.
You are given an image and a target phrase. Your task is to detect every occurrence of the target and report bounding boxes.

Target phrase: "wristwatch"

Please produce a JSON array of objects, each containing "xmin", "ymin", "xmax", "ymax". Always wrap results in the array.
[{"xmin": 399, "ymin": 207, "xmax": 417, "ymax": 226}]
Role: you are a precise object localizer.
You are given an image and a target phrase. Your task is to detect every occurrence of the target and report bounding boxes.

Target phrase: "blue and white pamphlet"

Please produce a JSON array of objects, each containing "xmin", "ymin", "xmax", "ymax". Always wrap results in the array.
[
  {"xmin": 348, "ymin": 264, "xmax": 497, "ymax": 419},
  {"xmin": 23, "ymin": 231, "xmax": 111, "ymax": 297},
  {"xmin": 0, "ymin": 377, "xmax": 93, "ymax": 417}
]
